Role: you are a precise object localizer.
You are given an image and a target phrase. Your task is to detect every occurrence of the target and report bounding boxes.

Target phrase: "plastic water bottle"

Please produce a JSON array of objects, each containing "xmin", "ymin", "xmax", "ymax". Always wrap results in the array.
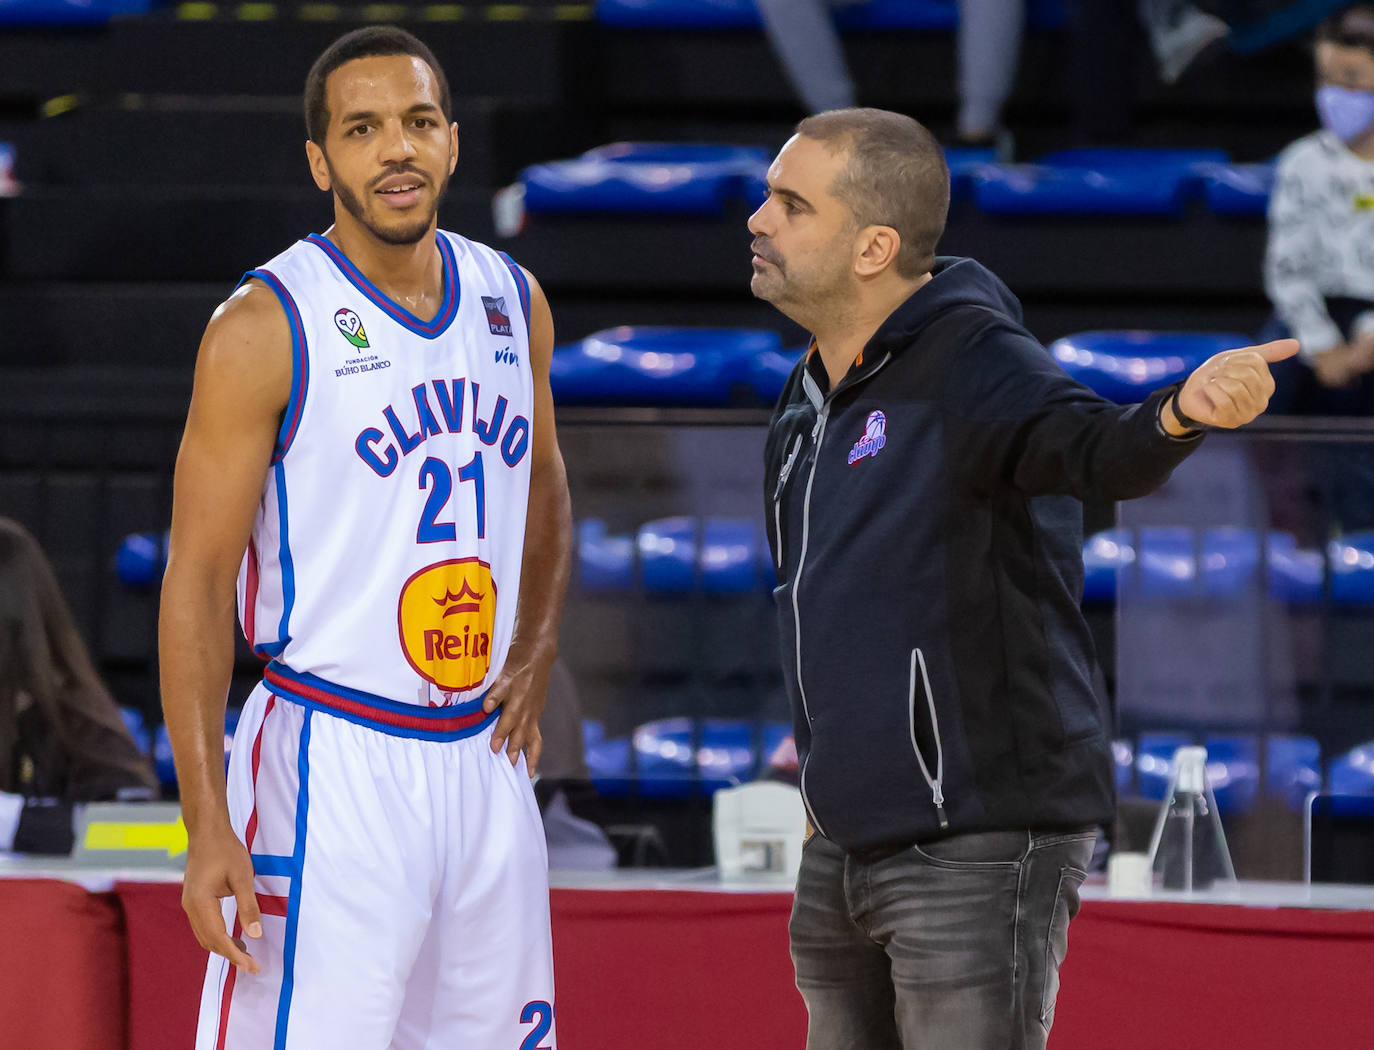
[{"xmin": 1146, "ymin": 746, "xmax": 1236, "ymax": 892}]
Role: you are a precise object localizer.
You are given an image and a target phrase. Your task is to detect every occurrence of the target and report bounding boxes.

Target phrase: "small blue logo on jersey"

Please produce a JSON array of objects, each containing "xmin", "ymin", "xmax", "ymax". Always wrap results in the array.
[
  {"xmin": 482, "ymin": 295, "xmax": 513, "ymax": 337},
  {"xmin": 334, "ymin": 308, "xmax": 369, "ymax": 349},
  {"xmin": 847, "ymin": 410, "xmax": 887, "ymax": 465},
  {"xmin": 494, "ymin": 346, "xmax": 520, "ymax": 368}
]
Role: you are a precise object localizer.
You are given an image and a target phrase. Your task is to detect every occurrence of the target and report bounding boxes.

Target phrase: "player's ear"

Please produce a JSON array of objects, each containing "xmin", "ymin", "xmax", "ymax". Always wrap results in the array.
[
  {"xmin": 306, "ymin": 140, "xmax": 331, "ymax": 193},
  {"xmin": 449, "ymin": 122, "xmax": 459, "ymax": 176}
]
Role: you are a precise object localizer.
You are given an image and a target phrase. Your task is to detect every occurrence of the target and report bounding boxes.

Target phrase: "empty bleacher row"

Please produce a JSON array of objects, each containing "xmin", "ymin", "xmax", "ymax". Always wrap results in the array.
[{"xmin": 517, "ymin": 143, "xmax": 1274, "ymax": 221}]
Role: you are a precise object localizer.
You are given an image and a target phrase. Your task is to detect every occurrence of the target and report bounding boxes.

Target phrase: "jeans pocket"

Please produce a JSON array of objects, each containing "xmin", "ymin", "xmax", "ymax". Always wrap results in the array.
[
  {"xmin": 911, "ymin": 829, "xmax": 1029, "ymax": 870},
  {"xmin": 1039, "ymin": 864, "xmax": 1088, "ymax": 1032}
]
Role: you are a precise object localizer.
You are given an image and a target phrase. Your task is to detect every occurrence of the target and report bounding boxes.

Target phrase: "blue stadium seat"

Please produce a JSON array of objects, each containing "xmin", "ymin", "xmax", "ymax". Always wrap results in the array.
[
  {"xmin": 747, "ymin": 346, "xmax": 806, "ymax": 403},
  {"xmin": 638, "ymin": 517, "xmax": 697, "ymax": 593},
  {"xmin": 594, "ymin": 0, "xmax": 1066, "ymax": 31},
  {"xmin": 224, "ymin": 708, "xmax": 240, "ymax": 765},
  {"xmin": 1036, "ymin": 147, "xmax": 1229, "ymax": 171},
  {"xmin": 632, "ymin": 717, "xmax": 759, "ymax": 797},
  {"xmin": 0, "ymin": 0, "xmax": 151, "ymax": 25},
  {"xmin": 586, "ymin": 735, "xmax": 632, "ymax": 797},
  {"xmin": 974, "ymin": 149, "xmax": 1227, "ymax": 217},
  {"xmin": 1198, "ymin": 162, "xmax": 1276, "ymax": 217},
  {"xmin": 153, "ymin": 724, "xmax": 176, "ymax": 787},
  {"xmin": 1327, "ymin": 533, "xmax": 1374, "ymax": 605},
  {"xmin": 700, "ymin": 518, "xmax": 762, "ymax": 594},
  {"xmin": 1330, "ymin": 742, "xmax": 1374, "ymax": 796},
  {"xmin": 1136, "ymin": 732, "xmax": 1195, "ymax": 800},
  {"xmin": 521, "ymin": 142, "xmax": 768, "ymax": 216},
  {"xmin": 945, "ymin": 146, "xmax": 997, "ymax": 201},
  {"xmin": 550, "ymin": 326, "xmax": 779, "ymax": 406},
  {"xmin": 116, "ymin": 530, "xmax": 168, "ymax": 587},
  {"xmin": 1269, "ymin": 543, "xmax": 1325, "ymax": 604},
  {"xmin": 631, "ymin": 716, "xmax": 697, "ymax": 798},
  {"xmin": 1267, "ymin": 734, "xmax": 1322, "ymax": 811},
  {"xmin": 1085, "ymin": 527, "xmax": 1297, "ymax": 602},
  {"xmin": 577, "ymin": 519, "xmax": 636, "ymax": 591},
  {"xmin": 1049, "ymin": 331, "xmax": 1247, "ymax": 403},
  {"xmin": 1082, "ymin": 528, "xmax": 1132, "ymax": 603},
  {"xmin": 694, "ymin": 719, "xmax": 757, "ymax": 790},
  {"xmin": 1203, "ymin": 734, "xmax": 1261, "ymax": 816},
  {"xmin": 119, "ymin": 707, "xmax": 151, "ymax": 755},
  {"xmin": 1113, "ymin": 738, "xmax": 1135, "ymax": 795}
]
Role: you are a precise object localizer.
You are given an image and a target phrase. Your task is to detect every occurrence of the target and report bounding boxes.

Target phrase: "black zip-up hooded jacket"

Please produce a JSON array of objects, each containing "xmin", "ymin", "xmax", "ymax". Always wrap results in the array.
[{"xmin": 764, "ymin": 257, "xmax": 1203, "ymax": 856}]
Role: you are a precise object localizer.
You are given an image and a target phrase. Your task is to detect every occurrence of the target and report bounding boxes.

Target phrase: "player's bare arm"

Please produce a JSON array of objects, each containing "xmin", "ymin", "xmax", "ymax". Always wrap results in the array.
[
  {"xmin": 160, "ymin": 281, "xmax": 293, "ymax": 975},
  {"xmin": 483, "ymin": 269, "xmax": 572, "ymax": 773}
]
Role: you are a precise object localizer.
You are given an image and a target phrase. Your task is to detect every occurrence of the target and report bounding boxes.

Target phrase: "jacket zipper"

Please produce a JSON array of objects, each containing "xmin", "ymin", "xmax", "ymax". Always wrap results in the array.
[
  {"xmin": 791, "ymin": 352, "xmax": 893, "ymax": 839},
  {"xmin": 793, "ymin": 406, "xmax": 830, "ymax": 837},
  {"xmin": 909, "ymin": 648, "xmax": 948, "ymax": 829},
  {"xmin": 773, "ymin": 434, "xmax": 803, "ymax": 570}
]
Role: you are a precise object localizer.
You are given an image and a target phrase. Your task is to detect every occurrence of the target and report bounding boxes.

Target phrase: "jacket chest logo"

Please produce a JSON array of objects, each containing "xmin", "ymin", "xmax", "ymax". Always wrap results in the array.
[{"xmin": 847, "ymin": 410, "xmax": 887, "ymax": 466}]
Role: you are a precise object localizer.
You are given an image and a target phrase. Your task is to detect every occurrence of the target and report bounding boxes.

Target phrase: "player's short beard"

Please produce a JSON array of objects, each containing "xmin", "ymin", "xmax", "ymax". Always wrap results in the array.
[{"xmin": 329, "ymin": 158, "xmax": 449, "ymax": 246}]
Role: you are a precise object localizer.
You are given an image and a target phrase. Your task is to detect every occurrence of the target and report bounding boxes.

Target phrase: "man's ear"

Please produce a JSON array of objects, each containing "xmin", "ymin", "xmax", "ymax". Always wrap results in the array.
[
  {"xmin": 854, "ymin": 225, "xmax": 901, "ymax": 278},
  {"xmin": 306, "ymin": 140, "xmax": 331, "ymax": 193}
]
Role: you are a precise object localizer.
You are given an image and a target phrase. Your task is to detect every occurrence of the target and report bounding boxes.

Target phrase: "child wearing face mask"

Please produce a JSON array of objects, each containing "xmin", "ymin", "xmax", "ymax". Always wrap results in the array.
[{"xmin": 1263, "ymin": 4, "xmax": 1374, "ymax": 409}]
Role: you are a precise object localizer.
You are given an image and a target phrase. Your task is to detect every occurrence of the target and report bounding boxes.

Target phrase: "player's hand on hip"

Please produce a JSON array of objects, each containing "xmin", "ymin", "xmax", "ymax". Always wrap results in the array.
[
  {"xmin": 1176, "ymin": 338, "xmax": 1298, "ymax": 429},
  {"xmin": 482, "ymin": 656, "xmax": 550, "ymax": 775},
  {"xmin": 182, "ymin": 822, "xmax": 263, "ymax": 975}
]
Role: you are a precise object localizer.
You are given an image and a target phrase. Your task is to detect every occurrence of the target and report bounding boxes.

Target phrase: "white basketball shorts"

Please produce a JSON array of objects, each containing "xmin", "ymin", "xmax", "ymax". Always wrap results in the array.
[{"xmin": 195, "ymin": 668, "xmax": 557, "ymax": 1049}]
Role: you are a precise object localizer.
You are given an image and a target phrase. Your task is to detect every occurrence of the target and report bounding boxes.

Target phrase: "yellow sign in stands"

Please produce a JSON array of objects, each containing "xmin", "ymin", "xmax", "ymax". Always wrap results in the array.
[{"xmin": 72, "ymin": 803, "xmax": 188, "ymax": 869}]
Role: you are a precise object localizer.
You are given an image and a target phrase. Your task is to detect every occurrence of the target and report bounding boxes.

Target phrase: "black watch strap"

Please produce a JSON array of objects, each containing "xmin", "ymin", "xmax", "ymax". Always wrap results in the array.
[{"xmin": 1168, "ymin": 385, "xmax": 1208, "ymax": 432}]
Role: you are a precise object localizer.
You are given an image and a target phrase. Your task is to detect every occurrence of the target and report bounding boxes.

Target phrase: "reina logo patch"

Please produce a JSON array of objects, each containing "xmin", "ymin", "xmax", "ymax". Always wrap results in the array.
[
  {"xmin": 482, "ymin": 295, "xmax": 513, "ymax": 336},
  {"xmin": 847, "ymin": 410, "xmax": 887, "ymax": 465},
  {"xmin": 334, "ymin": 308, "xmax": 369, "ymax": 349},
  {"xmin": 397, "ymin": 558, "xmax": 496, "ymax": 693}
]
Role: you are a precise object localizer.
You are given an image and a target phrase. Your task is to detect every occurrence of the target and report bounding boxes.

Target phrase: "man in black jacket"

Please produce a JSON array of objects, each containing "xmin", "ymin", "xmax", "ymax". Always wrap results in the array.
[{"xmin": 752, "ymin": 108, "xmax": 1295, "ymax": 1050}]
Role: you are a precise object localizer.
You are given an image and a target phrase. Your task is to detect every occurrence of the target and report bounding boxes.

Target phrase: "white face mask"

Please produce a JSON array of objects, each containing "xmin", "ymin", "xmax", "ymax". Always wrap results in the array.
[{"xmin": 1316, "ymin": 85, "xmax": 1374, "ymax": 144}]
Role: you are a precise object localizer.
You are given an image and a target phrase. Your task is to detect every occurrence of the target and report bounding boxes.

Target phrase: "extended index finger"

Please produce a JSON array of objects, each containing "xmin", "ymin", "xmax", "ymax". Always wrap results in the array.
[{"xmin": 1252, "ymin": 338, "xmax": 1300, "ymax": 363}]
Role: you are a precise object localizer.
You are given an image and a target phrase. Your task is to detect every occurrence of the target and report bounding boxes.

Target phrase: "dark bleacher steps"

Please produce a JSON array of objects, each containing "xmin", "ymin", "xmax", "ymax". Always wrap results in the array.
[
  {"xmin": 0, "ymin": 14, "xmax": 587, "ymax": 100},
  {"xmin": 0, "ymin": 94, "xmax": 585, "ymax": 191}
]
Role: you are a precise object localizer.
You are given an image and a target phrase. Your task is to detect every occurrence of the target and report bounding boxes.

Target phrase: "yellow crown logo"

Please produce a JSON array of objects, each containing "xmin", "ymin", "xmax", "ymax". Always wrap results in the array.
[{"xmin": 397, "ymin": 558, "xmax": 497, "ymax": 692}]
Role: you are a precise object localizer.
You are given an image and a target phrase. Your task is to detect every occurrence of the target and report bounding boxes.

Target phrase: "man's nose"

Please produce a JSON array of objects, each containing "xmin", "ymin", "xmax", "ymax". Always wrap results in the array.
[
  {"xmin": 747, "ymin": 200, "xmax": 770, "ymax": 235},
  {"xmin": 378, "ymin": 120, "xmax": 419, "ymax": 164}
]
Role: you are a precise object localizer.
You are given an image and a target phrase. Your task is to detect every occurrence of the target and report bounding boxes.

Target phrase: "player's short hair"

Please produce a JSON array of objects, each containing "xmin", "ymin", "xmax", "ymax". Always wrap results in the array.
[
  {"xmin": 1317, "ymin": 4, "xmax": 1374, "ymax": 54},
  {"xmin": 304, "ymin": 26, "xmax": 452, "ymax": 145},
  {"xmin": 795, "ymin": 108, "xmax": 949, "ymax": 279}
]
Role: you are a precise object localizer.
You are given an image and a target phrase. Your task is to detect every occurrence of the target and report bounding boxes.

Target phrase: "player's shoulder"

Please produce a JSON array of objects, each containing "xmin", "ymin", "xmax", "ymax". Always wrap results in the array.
[{"xmin": 199, "ymin": 279, "xmax": 295, "ymax": 375}]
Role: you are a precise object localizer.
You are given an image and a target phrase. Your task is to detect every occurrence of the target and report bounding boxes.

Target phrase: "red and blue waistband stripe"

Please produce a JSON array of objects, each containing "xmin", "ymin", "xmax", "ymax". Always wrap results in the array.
[
  {"xmin": 305, "ymin": 233, "xmax": 460, "ymax": 339},
  {"xmin": 264, "ymin": 662, "xmax": 496, "ymax": 740}
]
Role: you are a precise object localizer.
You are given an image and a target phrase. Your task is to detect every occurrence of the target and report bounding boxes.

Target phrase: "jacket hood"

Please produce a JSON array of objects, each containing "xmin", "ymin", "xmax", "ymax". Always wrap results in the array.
[{"xmin": 864, "ymin": 256, "xmax": 1024, "ymax": 361}]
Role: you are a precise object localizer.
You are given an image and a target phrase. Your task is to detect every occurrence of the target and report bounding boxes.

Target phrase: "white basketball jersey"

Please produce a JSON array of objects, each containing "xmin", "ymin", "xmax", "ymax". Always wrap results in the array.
[{"xmin": 235, "ymin": 230, "xmax": 534, "ymax": 711}]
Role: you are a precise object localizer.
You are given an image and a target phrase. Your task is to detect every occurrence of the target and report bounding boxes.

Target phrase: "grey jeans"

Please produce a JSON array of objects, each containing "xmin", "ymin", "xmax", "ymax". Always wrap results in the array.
[{"xmin": 789, "ymin": 828, "xmax": 1097, "ymax": 1050}]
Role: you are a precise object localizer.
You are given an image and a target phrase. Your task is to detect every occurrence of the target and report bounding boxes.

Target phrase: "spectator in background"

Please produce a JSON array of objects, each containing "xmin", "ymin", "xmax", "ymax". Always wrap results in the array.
[
  {"xmin": 754, "ymin": 0, "xmax": 858, "ymax": 115},
  {"xmin": 1263, "ymin": 4, "xmax": 1374, "ymax": 409},
  {"xmin": 755, "ymin": 0, "xmax": 1227, "ymax": 153},
  {"xmin": 0, "ymin": 517, "xmax": 156, "ymax": 853}
]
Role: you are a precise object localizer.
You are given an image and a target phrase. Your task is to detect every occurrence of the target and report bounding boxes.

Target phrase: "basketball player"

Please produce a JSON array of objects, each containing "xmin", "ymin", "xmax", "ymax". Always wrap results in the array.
[{"xmin": 159, "ymin": 27, "xmax": 570, "ymax": 1049}]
